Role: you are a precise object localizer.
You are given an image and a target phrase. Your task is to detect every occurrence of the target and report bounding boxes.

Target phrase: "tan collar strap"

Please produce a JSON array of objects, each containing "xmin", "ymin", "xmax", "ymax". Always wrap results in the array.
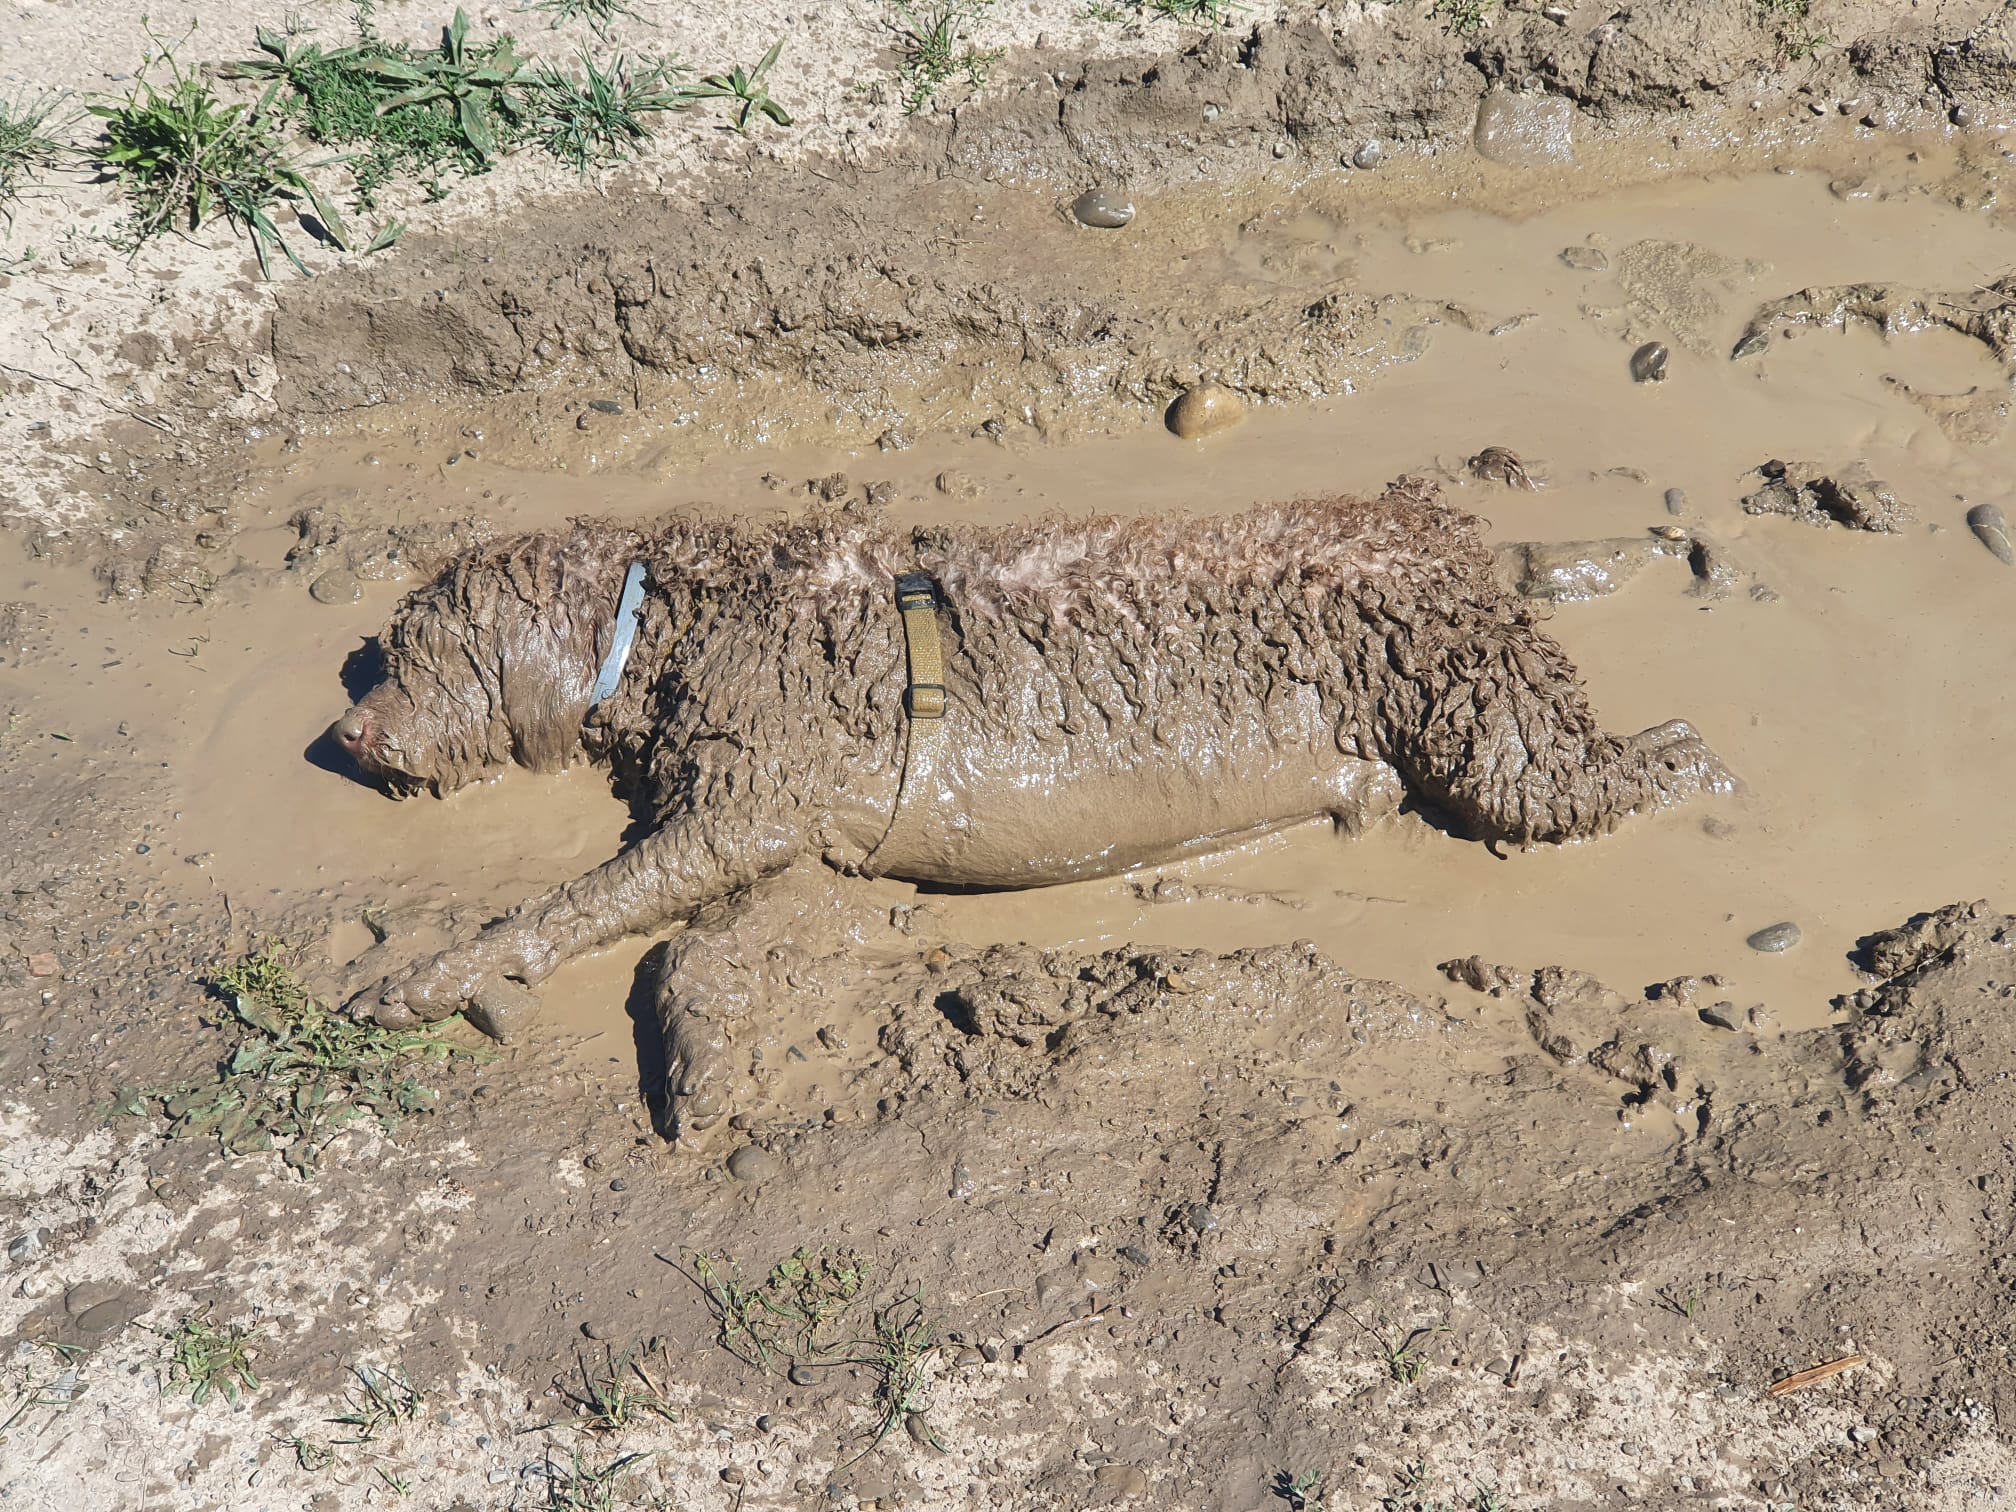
[
  {"xmin": 894, "ymin": 573, "xmax": 947, "ymax": 720},
  {"xmin": 861, "ymin": 572, "xmax": 949, "ymax": 872}
]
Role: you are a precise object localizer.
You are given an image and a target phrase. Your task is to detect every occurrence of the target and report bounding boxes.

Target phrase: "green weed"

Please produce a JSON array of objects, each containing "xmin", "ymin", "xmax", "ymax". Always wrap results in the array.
[
  {"xmin": 688, "ymin": 1249, "xmax": 944, "ymax": 1460},
  {"xmin": 0, "ymin": 91, "xmax": 77, "ymax": 227},
  {"xmin": 1381, "ymin": 1464, "xmax": 1520, "ymax": 1512},
  {"xmin": 161, "ymin": 1308, "xmax": 261, "ymax": 1406},
  {"xmin": 556, "ymin": 1342, "xmax": 677, "ymax": 1434},
  {"xmin": 1276, "ymin": 1468, "xmax": 1328, "ymax": 1509},
  {"xmin": 1657, "ymin": 1283, "xmax": 1704, "ymax": 1322},
  {"xmin": 1429, "ymin": 0, "xmax": 1496, "ymax": 34},
  {"xmin": 112, "ymin": 943, "xmax": 487, "ymax": 1174},
  {"xmin": 1375, "ymin": 1319, "xmax": 1446, "ymax": 1385},
  {"xmin": 351, "ymin": 8, "xmax": 529, "ymax": 161},
  {"xmin": 527, "ymin": 49, "xmax": 692, "ymax": 171},
  {"xmin": 890, "ymin": 2, "xmax": 1001, "ymax": 115},
  {"xmin": 92, "ymin": 23, "xmax": 350, "ymax": 277},
  {"xmin": 521, "ymin": 0, "xmax": 649, "ymax": 39},
  {"xmin": 1142, "ymin": 0, "xmax": 1246, "ymax": 23},
  {"xmin": 1758, "ymin": 0, "xmax": 1810, "ymax": 14},
  {"xmin": 685, "ymin": 40, "xmax": 791, "ymax": 133},
  {"xmin": 329, "ymin": 1362, "xmax": 425, "ymax": 1441},
  {"xmin": 536, "ymin": 1448, "xmax": 650, "ymax": 1511}
]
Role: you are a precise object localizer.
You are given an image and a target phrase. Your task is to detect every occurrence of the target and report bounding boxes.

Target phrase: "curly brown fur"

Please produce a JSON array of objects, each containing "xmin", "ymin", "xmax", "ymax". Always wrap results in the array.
[{"xmin": 331, "ymin": 482, "xmax": 1730, "ymax": 1136}]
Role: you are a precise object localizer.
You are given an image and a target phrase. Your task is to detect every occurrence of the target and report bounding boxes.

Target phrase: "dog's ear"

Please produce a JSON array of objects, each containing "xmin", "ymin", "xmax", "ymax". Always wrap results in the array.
[{"xmin": 499, "ymin": 528, "xmax": 637, "ymax": 772}]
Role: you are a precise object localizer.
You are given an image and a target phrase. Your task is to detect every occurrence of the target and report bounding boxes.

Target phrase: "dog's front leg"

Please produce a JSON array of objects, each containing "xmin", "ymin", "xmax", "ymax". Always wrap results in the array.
[{"xmin": 357, "ymin": 811, "xmax": 806, "ymax": 1031}]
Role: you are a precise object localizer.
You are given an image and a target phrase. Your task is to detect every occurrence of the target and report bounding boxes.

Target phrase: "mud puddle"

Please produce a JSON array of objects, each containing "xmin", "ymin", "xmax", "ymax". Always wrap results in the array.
[{"xmin": 9, "ymin": 142, "xmax": 2016, "ymax": 1058}]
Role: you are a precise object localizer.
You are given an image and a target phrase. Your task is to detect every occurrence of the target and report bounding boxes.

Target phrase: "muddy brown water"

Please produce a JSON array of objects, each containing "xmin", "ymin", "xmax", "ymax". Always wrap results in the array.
[{"xmin": 8, "ymin": 149, "xmax": 2016, "ymax": 1061}]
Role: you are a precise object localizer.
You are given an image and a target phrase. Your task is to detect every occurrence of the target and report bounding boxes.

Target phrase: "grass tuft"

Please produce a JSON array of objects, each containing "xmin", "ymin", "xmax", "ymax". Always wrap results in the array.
[
  {"xmin": 161, "ymin": 1308, "xmax": 261, "ymax": 1406},
  {"xmin": 556, "ymin": 1342, "xmax": 678, "ymax": 1434},
  {"xmin": 890, "ymin": 2, "xmax": 1001, "ymax": 115},
  {"xmin": 113, "ymin": 943, "xmax": 487, "ymax": 1174},
  {"xmin": 536, "ymin": 1448, "xmax": 651, "ymax": 1511},
  {"xmin": 0, "ymin": 91, "xmax": 78, "ymax": 227},
  {"xmin": 521, "ymin": 0, "xmax": 650, "ymax": 39},
  {"xmin": 527, "ymin": 49, "xmax": 693, "ymax": 171}
]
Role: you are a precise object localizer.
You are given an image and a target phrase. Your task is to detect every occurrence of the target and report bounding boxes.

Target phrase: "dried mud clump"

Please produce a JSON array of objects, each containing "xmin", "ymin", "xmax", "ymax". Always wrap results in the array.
[
  {"xmin": 1840, "ymin": 900, "xmax": 2016, "ymax": 1107},
  {"xmin": 884, "ymin": 940, "xmax": 1432, "ymax": 1103},
  {"xmin": 1742, "ymin": 459, "xmax": 1913, "ymax": 533}
]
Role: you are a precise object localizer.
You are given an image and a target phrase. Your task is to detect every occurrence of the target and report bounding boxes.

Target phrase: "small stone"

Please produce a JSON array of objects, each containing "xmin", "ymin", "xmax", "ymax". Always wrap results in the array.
[
  {"xmin": 1747, "ymin": 922, "xmax": 1802, "ymax": 954},
  {"xmin": 309, "ymin": 571, "xmax": 362, "ymax": 606},
  {"xmin": 1166, "ymin": 385, "xmax": 1245, "ymax": 440},
  {"xmin": 1966, "ymin": 503, "xmax": 2013, "ymax": 564},
  {"xmin": 75, "ymin": 1296, "xmax": 143, "ymax": 1334},
  {"xmin": 589, "ymin": 398, "xmax": 624, "ymax": 414},
  {"xmin": 581, "ymin": 1320, "xmax": 603, "ymax": 1340},
  {"xmin": 1631, "ymin": 342, "xmax": 1670, "ymax": 383},
  {"xmin": 1851, "ymin": 1425, "xmax": 1879, "ymax": 1445},
  {"xmin": 727, "ymin": 1145, "xmax": 779, "ymax": 1183},
  {"xmin": 1272, "ymin": 140, "xmax": 1290, "ymax": 159},
  {"xmin": 1560, "ymin": 246, "xmax": 1609, "ymax": 271},
  {"xmin": 1184, "ymin": 1203, "xmax": 1219, "ymax": 1234},
  {"xmin": 465, "ymin": 978, "xmax": 540, "ymax": 1042},
  {"xmin": 904, "ymin": 1412, "xmax": 940, "ymax": 1450},
  {"xmin": 1698, "ymin": 1004, "xmax": 1740, "ymax": 1031},
  {"xmin": 934, "ymin": 470, "xmax": 978, "ymax": 500},
  {"xmin": 1664, "ymin": 487, "xmax": 1687, "ymax": 516},
  {"xmin": 788, "ymin": 1363, "xmax": 816, "ymax": 1386},
  {"xmin": 1071, "ymin": 188, "xmax": 1135, "ymax": 230},
  {"xmin": 1953, "ymin": 104, "xmax": 1976, "ymax": 128},
  {"xmin": 979, "ymin": 1341, "xmax": 1002, "ymax": 1363},
  {"xmin": 27, "ymin": 953, "xmax": 58, "ymax": 978},
  {"xmin": 1118, "ymin": 1245, "xmax": 1150, "ymax": 1266},
  {"xmin": 1093, "ymin": 1464, "xmax": 1148, "ymax": 1499},
  {"xmin": 1351, "ymin": 141, "xmax": 1384, "ymax": 169},
  {"xmin": 720, "ymin": 1467, "xmax": 745, "ymax": 1486},
  {"xmin": 8, "ymin": 1230, "xmax": 46, "ymax": 1264}
]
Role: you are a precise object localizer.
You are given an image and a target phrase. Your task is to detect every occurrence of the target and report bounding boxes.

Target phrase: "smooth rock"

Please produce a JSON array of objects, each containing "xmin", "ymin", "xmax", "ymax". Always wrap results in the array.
[
  {"xmin": 1184, "ymin": 1203, "xmax": 1219, "ymax": 1234},
  {"xmin": 788, "ymin": 1363, "xmax": 815, "ymax": 1386},
  {"xmin": 1664, "ymin": 487, "xmax": 1687, "ymax": 516},
  {"xmin": 1093, "ymin": 1464, "xmax": 1149, "ymax": 1499},
  {"xmin": 1747, "ymin": 922, "xmax": 1802, "ymax": 954},
  {"xmin": 1166, "ymin": 386, "xmax": 1245, "ymax": 440},
  {"xmin": 1474, "ymin": 89, "xmax": 1577, "ymax": 167},
  {"xmin": 727, "ymin": 1145, "xmax": 779, "ymax": 1183},
  {"xmin": 1118, "ymin": 1244, "xmax": 1151, "ymax": 1266},
  {"xmin": 588, "ymin": 398, "xmax": 624, "ymax": 414},
  {"xmin": 1351, "ymin": 141, "xmax": 1384, "ymax": 169},
  {"xmin": 1631, "ymin": 341, "xmax": 1670, "ymax": 383},
  {"xmin": 1966, "ymin": 502, "xmax": 2013, "ymax": 564},
  {"xmin": 7, "ymin": 1229, "xmax": 46, "ymax": 1264},
  {"xmin": 74, "ymin": 1295, "xmax": 144, "ymax": 1333},
  {"xmin": 1071, "ymin": 188, "xmax": 1135, "ymax": 230},
  {"xmin": 309, "ymin": 570, "xmax": 362, "ymax": 606},
  {"xmin": 465, "ymin": 977, "xmax": 539, "ymax": 1042}
]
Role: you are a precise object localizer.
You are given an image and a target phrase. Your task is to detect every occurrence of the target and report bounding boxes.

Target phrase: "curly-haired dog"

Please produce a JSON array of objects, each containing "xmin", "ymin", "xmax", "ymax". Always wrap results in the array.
[{"xmin": 330, "ymin": 482, "xmax": 1730, "ymax": 1135}]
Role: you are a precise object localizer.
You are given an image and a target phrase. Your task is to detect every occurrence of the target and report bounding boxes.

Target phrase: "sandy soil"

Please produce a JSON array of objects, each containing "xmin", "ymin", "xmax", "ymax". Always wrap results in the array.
[{"xmin": 9, "ymin": 2, "xmax": 2016, "ymax": 1510}]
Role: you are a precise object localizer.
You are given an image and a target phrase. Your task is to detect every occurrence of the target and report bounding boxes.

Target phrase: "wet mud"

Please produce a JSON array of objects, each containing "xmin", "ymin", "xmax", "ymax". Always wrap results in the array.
[{"xmin": 14, "ymin": 29, "xmax": 2016, "ymax": 1508}]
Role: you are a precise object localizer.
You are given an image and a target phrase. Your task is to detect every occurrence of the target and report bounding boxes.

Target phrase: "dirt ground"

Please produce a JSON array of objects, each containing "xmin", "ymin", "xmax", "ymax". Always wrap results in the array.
[{"xmin": 11, "ymin": 2, "xmax": 2016, "ymax": 1509}]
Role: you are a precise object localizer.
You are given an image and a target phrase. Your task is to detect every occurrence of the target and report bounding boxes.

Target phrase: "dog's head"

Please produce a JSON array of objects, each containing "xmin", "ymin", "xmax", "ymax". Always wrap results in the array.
[{"xmin": 331, "ymin": 524, "xmax": 643, "ymax": 796}]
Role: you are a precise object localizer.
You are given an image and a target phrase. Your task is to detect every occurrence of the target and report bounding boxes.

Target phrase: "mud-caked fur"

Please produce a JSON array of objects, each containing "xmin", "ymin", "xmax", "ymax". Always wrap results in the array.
[{"xmin": 334, "ymin": 481, "xmax": 1729, "ymax": 1136}]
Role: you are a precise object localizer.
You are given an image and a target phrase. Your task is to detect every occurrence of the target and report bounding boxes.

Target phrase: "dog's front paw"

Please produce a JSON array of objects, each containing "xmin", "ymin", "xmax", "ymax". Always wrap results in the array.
[{"xmin": 357, "ymin": 929, "xmax": 546, "ymax": 1035}]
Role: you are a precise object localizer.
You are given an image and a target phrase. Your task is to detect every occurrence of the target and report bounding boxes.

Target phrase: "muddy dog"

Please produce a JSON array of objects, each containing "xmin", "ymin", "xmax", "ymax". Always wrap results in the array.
[{"xmin": 331, "ymin": 481, "xmax": 1730, "ymax": 1135}]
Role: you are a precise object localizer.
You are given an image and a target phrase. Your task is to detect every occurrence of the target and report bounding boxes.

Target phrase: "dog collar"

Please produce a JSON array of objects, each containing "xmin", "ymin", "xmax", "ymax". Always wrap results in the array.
[{"xmin": 589, "ymin": 560, "xmax": 649, "ymax": 708}]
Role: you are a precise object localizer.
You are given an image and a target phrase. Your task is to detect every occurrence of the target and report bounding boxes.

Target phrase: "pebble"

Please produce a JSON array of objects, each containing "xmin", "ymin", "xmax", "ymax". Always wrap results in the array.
[
  {"xmin": 788, "ymin": 1363, "xmax": 816, "ymax": 1386},
  {"xmin": 27, "ymin": 952, "xmax": 58, "ymax": 978},
  {"xmin": 1747, "ymin": 922, "xmax": 1802, "ymax": 954},
  {"xmin": 1166, "ymin": 385, "xmax": 1245, "ymax": 440},
  {"xmin": 1697, "ymin": 1004, "xmax": 1741, "ymax": 1031},
  {"xmin": 1092, "ymin": 1464, "xmax": 1149, "ymax": 1498},
  {"xmin": 309, "ymin": 570, "xmax": 362, "ymax": 606},
  {"xmin": 727, "ymin": 1145, "xmax": 779, "ymax": 1183},
  {"xmin": 1560, "ymin": 246, "xmax": 1609, "ymax": 272},
  {"xmin": 608, "ymin": 1178, "xmax": 627, "ymax": 1192},
  {"xmin": 1966, "ymin": 502, "xmax": 2013, "ymax": 564},
  {"xmin": 1184, "ymin": 1203, "xmax": 1219, "ymax": 1234},
  {"xmin": 7, "ymin": 1229, "xmax": 46, "ymax": 1264},
  {"xmin": 74, "ymin": 1295, "xmax": 143, "ymax": 1334},
  {"xmin": 1351, "ymin": 141, "xmax": 1384, "ymax": 169},
  {"xmin": 1664, "ymin": 487, "xmax": 1687, "ymax": 516},
  {"xmin": 1851, "ymin": 1425, "xmax": 1879, "ymax": 1445},
  {"xmin": 720, "ymin": 1467, "xmax": 745, "ymax": 1486},
  {"xmin": 1474, "ymin": 88, "xmax": 1577, "ymax": 167},
  {"xmin": 465, "ymin": 978, "xmax": 540, "ymax": 1042},
  {"xmin": 1630, "ymin": 341, "xmax": 1670, "ymax": 383},
  {"xmin": 588, "ymin": 398, "xmax": 624, "ymax": 414},
  {"xmin": 1118, "ymin": 1244, "xmax": 1150, "ymax": 1266},
  {"xmin": 1071, "ymin": 188, "xmax": 1135, "ymax": 230},
  {"xmin": 904, "ymin": 1412, "xmax": 939, "ymax": 1450}
]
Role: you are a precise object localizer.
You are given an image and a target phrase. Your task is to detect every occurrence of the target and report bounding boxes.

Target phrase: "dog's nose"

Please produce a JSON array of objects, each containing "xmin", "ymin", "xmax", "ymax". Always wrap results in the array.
[{"xmin": 331, "ymin": 707, "xmax": 372, "ymax": 753}]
